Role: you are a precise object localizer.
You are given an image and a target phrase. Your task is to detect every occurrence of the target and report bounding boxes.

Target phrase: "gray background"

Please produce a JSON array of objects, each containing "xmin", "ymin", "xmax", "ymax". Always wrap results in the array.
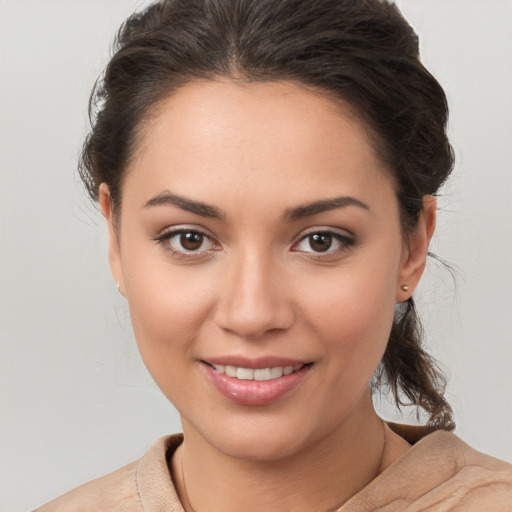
[{"xmin": 1, "ymin": 0, "xmax": 511, "ymax": 510}]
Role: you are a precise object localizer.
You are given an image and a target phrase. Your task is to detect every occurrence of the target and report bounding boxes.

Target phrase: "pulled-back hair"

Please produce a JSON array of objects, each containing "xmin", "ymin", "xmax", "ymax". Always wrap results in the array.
[{"xmin": 81, "ymin": 0, "xmax": 455, "ymax": 429}]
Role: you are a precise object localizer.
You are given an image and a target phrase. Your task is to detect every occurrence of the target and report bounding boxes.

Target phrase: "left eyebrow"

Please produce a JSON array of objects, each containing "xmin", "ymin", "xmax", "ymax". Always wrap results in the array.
[{"xmin": 282, "ymin": 196, "xmax": 370, "ymax": 221}]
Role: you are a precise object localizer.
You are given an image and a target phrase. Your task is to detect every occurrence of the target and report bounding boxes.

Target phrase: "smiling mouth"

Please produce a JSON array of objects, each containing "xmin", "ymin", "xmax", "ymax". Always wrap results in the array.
[
  {"xmin": 202, "ymin": 361, "xmax": 313, "ymax": 405},
  {"xmin": 207, "ymin": 363, "xmax": 308, "ymax": 381}
]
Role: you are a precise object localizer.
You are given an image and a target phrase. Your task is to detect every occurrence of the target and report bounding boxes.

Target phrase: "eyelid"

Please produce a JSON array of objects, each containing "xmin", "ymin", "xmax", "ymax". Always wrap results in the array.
[
  {"xmin": 153, "ymin": 225, "xmax": 221, "ymax": 257},
  {"xmin": 291, "ymin": 227, "xmax": 356, "ymax": 255},
  {"xmin": 153, "ymin": 225, "xmax": 354, "ymax": 259},
  {"xmin": 154, "ymin": 224, "xmax": 214, "ymax": 240},
  {"xmin": 293, "ymin": 226, "xmax": 355, "ymax": 245}
]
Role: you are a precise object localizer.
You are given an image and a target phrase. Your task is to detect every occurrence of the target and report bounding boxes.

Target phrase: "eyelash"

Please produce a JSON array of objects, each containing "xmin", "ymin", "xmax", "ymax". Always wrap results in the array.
[
  {"xmin": 292, "ymin": 229, "xmax": 355, "ymax": 258},
  {"xmin": 154, "ymin": 227, "xmax": 355, "ymax": 260},
  {"xmin": 154, "ymin": 227, "xmax": 219, "ymax": 260}
]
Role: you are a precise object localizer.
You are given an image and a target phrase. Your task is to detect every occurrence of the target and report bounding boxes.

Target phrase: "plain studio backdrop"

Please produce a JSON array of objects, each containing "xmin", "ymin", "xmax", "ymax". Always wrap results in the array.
[{"xmin": 1, "ymin": 0, "xmax": 511, "ymax": 510}]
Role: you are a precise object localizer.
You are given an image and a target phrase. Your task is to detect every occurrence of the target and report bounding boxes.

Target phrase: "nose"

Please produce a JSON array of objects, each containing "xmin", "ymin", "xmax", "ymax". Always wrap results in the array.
[{"xmin": 213, "ymin": 251, "xmax": 295, "ymax": 340}]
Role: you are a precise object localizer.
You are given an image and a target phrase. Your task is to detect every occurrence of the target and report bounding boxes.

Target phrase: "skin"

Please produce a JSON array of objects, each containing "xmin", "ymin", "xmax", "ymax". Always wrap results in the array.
[{"xmin": 100, "ymin": 80, "xmax": 436, "ymax": 512}]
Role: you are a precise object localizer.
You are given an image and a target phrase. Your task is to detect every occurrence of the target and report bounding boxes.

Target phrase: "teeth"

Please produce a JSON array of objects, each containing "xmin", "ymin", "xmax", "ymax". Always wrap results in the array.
[
  {"xmin": 211, "ymin": 364, "xmax": 304, "ymax": 381},
  {"xmin": 225, "ymin": 365, "xmax": 237, "ymax": 378},
  {"xmin": 270, "ymin": 367, "xmax": 283, "ymax": 379},
  {"xmin": 254, "ymin": 368, "xmax": 271, "ymax": 381},
  {"xmin": 236, "ymin": 367, "xmax": 254, "ymax": 380}
]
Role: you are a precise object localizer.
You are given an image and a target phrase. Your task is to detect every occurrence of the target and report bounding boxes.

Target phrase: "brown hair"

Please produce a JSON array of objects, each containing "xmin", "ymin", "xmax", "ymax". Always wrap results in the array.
[{"xmin": 80, "ymin": 0, "xmax": 455, "ymax": 429}]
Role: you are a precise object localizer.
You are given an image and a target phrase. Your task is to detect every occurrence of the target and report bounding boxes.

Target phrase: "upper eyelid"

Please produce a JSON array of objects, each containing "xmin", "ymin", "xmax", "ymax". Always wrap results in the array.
[
  {"xmin": 292, "ymin": 227, "xmax": 356, "ymax": 253},
  {"xmin": 154, "ymin": 226, "xmax": 220, "ymax": 255},
  {"xmin": 155, "ymin": 224, "xmax": 215, "ymax": 239},
  {"xmin": 155, "ymin": 226, "xmax": 219, "ymax": 258},
  {"xmin": 295, "ymin": 226, "xmax": 354, "ymax": 241},
  {"xmin": 153, "ymin": 225, "xmax": 354, "ymax": 247}
]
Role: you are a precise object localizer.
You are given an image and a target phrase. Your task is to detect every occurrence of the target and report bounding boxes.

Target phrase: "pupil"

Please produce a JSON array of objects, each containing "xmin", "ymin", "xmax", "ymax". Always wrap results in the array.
[
  {"xmin": 180, "ymin": 232, "xmax": 203, "ymax": 251},
  {"xmin": 310, "ymin": 233, "xmax": 332, "ymax": 252}
]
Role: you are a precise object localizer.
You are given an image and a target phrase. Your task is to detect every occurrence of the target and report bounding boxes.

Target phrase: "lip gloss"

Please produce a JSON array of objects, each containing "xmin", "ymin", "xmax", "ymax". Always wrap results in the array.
[{"xmin": 203, "ymin": 363, "xmax": 312, "ymax": 406}]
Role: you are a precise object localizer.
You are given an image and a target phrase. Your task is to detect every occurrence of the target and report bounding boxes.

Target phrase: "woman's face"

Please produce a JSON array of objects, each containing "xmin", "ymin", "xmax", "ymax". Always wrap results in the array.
[{"xmin": 103, "ymin": 80, "xmax": 431, "ymax": 461}]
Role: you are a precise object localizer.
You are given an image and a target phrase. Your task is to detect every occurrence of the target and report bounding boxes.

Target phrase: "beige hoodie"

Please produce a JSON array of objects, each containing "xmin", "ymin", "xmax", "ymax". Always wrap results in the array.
[{"xmin": 36, "ymin": 425, "xmax": 512, "ymax": 512}]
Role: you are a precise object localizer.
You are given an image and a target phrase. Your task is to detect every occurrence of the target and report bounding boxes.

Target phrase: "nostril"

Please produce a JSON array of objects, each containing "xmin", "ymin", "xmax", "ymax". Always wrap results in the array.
[
  {"xmin": 214, "ymin": 302, "xmax": 294, "ymax": 339},
  {"xmin": 212, "ymin": 263, "xmax": 295, "ymax": 338}
]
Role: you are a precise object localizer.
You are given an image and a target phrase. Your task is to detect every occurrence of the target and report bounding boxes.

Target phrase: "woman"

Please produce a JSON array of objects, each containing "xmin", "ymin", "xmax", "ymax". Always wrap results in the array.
[{"xmin": 35, "ymin": 0, "xmax": 512, "ymax": 510}]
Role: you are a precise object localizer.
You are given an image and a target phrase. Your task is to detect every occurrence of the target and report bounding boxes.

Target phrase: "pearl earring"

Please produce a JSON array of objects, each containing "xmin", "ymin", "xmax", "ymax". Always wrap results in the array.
[{"xmin": 400, "ymin": 284, "xmax": 410, "ymax": 292}]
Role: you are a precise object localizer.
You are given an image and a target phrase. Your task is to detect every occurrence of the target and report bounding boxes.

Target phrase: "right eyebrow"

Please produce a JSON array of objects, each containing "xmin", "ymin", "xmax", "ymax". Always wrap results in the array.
[{"xmin": 143, "ymin": 191, "xmax": 226, "ymax": 220}]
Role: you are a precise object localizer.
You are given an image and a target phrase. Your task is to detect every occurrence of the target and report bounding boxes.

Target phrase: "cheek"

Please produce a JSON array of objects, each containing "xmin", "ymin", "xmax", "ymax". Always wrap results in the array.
[
  {"xmin": 302, "ymin": 259, "xmax": 399, "ymax": 367},
  {"xmin": 122, "ymin": 251, "xmax": 215, "ymax": 376},
  {"xmin": 301, "ymin": 275, "xmax": 397, "ymax": 425},
  {"xmin": 315, "ymin": 289, "xmax": 395, "ymax": 363}
]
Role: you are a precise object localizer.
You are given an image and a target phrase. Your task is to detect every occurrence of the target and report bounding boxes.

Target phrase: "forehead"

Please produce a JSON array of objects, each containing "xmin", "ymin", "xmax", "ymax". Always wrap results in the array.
[{"xmin": 124, "ymin": 79, "xmax": 395, "ymax": 213}]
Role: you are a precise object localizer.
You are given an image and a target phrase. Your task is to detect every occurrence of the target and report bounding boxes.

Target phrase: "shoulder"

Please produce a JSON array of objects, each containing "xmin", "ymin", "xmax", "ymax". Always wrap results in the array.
[
  {"xmin": 409, "ymin": 430, "xmax": 512, "ymax": 509},
  {"xmin": 34, "ymin": 460, "xmax": 141, "ymax": 512},
  {"xmin": 35, "ymin": 434, "xmax": 184, "ymax": 512},
  {"xmin": 342, "ymin": 428, "xmax": 512, "ymax": 511}
]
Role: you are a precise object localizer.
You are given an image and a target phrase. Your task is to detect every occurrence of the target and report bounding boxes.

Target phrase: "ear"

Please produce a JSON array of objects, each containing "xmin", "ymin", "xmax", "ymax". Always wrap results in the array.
[
  {"xmin": 396, "ymin": 195, "xmax": 436, "ymax": 302},
  {"xmin": 99, "ymin": 184, "xmax": 125, "ymax": 296}
]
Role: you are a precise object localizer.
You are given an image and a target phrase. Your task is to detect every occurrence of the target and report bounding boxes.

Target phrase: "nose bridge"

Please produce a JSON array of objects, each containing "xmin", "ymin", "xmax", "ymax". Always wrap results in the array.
[{"xmin": 214, "ymin": 246, "xmax": 293, "ymax": 339}]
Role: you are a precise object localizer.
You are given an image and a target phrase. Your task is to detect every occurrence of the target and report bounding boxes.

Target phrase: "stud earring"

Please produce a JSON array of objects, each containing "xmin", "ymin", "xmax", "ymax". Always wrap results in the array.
[{"xmin": 400, "ymin": 284, "xmax": 410, "ymax": 292}]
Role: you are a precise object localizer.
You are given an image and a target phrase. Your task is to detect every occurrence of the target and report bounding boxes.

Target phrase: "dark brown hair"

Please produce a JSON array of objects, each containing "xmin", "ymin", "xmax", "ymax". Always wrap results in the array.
[{"xmin": 81, "ymin": 0, "xmax": 455, "ymax": 429}]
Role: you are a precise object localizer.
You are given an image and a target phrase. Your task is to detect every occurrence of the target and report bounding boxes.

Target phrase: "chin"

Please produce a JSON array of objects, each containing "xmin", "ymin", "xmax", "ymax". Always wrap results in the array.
[
  {"xmin": 213, "ymin": 428, "xmax": 309, "ymax": 462},
  {"xmin": 184, "ymin": 408, "xmax": 342, "ymax": 463}
]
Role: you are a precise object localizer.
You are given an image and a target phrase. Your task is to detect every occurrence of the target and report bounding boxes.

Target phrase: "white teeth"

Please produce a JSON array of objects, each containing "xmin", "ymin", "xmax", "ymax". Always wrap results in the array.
[
  {"xmin": 211, "ymin": 364, "xmax": 304, "ymax": 381},
  {"xmin": 236, "ymin": 367, "xmax": 254, "ymax": 380},
  {"xmin": 270, "ymin": 367, "xmax": 283, "ymax": 379},
  {"xmin": 254, "ymin": 368, "xmax": 271, "ymax": 381},
  {"xmin": 224, "ymin": 365, "xmax": 237, "ymax": 377}
]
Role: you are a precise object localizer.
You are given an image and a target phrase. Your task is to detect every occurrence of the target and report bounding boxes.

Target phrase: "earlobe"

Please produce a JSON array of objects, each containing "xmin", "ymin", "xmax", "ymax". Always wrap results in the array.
[
  {"xmin": 99, "ymin": 184, "xmax": 125, "ymax": 296},
  {"xmin": 396, "ymin": 196, "xmax": 437, "ymax": 302}
]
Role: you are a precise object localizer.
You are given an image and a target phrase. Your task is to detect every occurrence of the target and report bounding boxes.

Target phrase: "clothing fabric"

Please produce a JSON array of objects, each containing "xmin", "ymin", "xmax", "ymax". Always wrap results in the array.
[{"xmin": 35, "ymin": 425, "xmax": 512, "ymax": 511}]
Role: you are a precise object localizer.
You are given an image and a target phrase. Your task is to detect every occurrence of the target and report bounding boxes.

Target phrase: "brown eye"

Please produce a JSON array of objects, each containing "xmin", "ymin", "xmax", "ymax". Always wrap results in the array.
[
  {"xmin": 158, "ymin": 229, "xmax": 217, "ymax": 254},
  {"xmin": 308, "ymin": 233, "xmax": 333, "ymax": 252},
  {"xmin": 294, "ymin": 230, "xmax": 354, "ymax": 256},
  {"xmin": 180, "ymin": 232, "xmax": 204, "ymax": 251}
]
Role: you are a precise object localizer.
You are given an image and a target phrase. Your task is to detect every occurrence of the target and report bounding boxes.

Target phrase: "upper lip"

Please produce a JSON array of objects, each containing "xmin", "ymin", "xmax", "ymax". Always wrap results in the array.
[{"xmin": 202, "ymin": 356, "xmax": 311, "ymax": 369}]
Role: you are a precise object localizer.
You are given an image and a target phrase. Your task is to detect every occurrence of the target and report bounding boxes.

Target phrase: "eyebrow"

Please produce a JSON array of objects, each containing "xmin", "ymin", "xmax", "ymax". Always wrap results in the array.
[
  {"xmin": 143, "ymin": 191, "xmax": 226, "ymax": 219},
  {"xmin": 143, "ymin": 190, "xmax": 369, "ymax": 221},
  {"xmin": 282, "ymin": 196, "xmax": 370, "ymax": 221}
]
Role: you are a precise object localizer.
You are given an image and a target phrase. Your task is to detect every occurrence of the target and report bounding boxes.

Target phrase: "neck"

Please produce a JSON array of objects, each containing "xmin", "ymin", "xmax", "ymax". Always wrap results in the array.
[{"xmin": 172, "ymin": 393, "xmax": 408, "ymax": 512}]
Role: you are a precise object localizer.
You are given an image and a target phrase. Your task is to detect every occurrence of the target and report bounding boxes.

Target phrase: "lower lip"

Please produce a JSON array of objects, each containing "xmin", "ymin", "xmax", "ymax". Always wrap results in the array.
[{"xmin": 203, "ymin": 363, "xmax": 312, "ymax": 406}]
